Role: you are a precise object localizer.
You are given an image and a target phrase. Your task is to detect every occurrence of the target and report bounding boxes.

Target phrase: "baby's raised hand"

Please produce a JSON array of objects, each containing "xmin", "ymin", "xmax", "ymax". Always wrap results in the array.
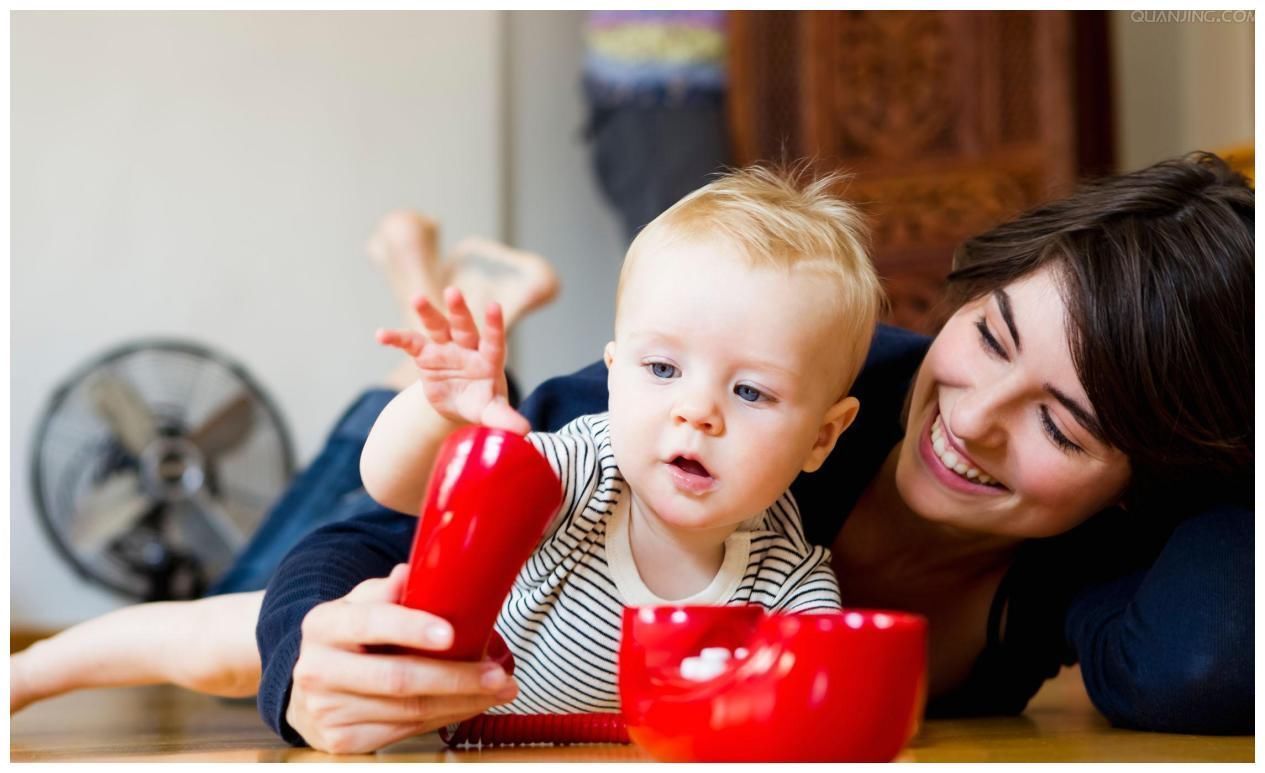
[{"xmin": 376, "ymin": 287, "xmax": 530, "ymax": 434}]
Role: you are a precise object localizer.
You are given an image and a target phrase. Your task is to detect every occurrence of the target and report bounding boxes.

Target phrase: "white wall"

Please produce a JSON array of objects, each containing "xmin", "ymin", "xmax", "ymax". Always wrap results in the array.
[
  {"xmin": 11, "ymin": 11, "xmax": 508, "ymax": 626},
  {"xmin": 19, "ymin": 10, "xmax": 1250, "ymax": 629},
  {"xmin": 504, "ymin": 12, "xmax": 626, "ymax": 393},
  {"xmin": 1111, "ymin": 12, "xmax": 1255, "ymax": 171}
]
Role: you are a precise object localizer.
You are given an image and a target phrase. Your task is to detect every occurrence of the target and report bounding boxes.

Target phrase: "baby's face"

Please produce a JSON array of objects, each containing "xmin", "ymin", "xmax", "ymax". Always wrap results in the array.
[{"xmin": 605, "ymin": 235, "xmax": 854, "ymax": 537}]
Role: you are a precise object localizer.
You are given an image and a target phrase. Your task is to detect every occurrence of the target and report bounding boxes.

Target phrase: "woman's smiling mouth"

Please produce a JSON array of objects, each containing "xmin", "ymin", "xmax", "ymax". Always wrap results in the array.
[
  {"xmin": 919, "ymin": 410, "xmax": 1008, "ymax": 494},
  {"xmin": 931, "ymin": 415, "xmax": 997, "ymax": 484}
]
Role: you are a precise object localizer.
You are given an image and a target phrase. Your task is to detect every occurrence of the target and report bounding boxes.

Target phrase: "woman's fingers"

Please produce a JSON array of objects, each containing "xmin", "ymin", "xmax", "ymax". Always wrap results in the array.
[
  {"xmin": 288, "ymin": 561, "xmax": 521, "ymax": 753},
  {"xmin": 297, "ymin": 719, "xmax": 429, "ymax": 756},
  {"xmin": 301, "ymin": 688, "xmax": 512, "ymax": 727},
  {"xmin": 444, "ymin": 287, "xmax": 481, "ymax": 350},
  {"xmin": 302, "ymin": 599, "xmax": 454, "ymax": 653},
  {"xmin": 295, "ymin": 647, "xmax": 510, "ymax": 699},
  {"xmin": 342, "ymin": 563, "xmax": 408, "ymax": 603}
]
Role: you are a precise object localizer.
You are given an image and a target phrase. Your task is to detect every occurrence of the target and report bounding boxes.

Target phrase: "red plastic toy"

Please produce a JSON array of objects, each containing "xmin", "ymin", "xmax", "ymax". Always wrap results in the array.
[
  {"xmin": 396, "ymin": 425, "xmax": 625, "ymax": 747},
  {"xmin": 399, "ymin": 425, "xmax": 561, "ymax": 661},
  {"xmin": 394, "ymin": 426, "xmax": 928, "ymax": 756},
  {"xmin": 619, "ymin": 605, "xmax": 929, "ymax": 762}
]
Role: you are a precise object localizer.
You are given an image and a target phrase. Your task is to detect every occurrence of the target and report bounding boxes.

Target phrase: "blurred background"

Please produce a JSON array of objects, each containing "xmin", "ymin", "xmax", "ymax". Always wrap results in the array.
[{"xmin": 11, "ymin": 10, "xmax": 1254, "ymax": 630}]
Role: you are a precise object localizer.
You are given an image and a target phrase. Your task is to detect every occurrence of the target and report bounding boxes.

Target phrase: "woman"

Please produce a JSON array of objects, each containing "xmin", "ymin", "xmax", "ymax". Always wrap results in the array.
[
  {"xmin": 267, "ymin": 152, "xmax": 1252, "ymax": 753},
  {"xmin": 15, "ymin": 154, "xmax": 1253, "ymax": 754}
]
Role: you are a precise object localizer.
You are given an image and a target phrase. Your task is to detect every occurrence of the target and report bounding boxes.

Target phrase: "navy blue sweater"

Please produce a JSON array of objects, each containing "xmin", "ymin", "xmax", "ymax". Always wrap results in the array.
[{"xmin": 257, "ymin": 325, "xmax": 1253, "ymax": 744}]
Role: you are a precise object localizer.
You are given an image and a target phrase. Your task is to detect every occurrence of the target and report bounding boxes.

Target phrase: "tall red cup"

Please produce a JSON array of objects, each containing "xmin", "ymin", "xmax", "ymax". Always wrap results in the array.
[{"xmin": 399, "ymin": 425, "xmax": 562, "ymax": 661}]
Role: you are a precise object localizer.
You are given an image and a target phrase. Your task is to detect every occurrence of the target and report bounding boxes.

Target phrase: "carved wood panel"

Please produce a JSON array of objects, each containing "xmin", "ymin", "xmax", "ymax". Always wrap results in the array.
[{"xmin": 728, "ymin": 11, "xmax": 1112, "ymax": 334}]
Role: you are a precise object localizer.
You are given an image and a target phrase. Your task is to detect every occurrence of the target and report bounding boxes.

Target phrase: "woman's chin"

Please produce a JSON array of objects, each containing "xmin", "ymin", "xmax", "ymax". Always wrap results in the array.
[{"xmin": 895, "ymin": 444, "xmax": 1007, "ymax": 533}]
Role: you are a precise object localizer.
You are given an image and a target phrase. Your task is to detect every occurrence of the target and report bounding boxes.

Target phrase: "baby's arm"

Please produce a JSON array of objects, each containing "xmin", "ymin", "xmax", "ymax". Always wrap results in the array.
[{"xmin": 362, "ymin": 287, "xmax": 529, "ymax": 514}]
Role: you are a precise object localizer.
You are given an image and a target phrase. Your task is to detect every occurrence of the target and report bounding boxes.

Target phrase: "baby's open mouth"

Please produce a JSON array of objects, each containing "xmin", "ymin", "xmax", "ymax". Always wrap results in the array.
[{"xmin": 671, "ymin": 456, "xmax": 712, "ymax": 479}]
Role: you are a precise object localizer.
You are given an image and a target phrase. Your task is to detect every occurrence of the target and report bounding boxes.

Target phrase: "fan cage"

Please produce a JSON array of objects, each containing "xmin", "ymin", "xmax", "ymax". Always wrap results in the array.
[{"xmin": 29, "ymin": 338, "xmax": 296, "ymax": 600}]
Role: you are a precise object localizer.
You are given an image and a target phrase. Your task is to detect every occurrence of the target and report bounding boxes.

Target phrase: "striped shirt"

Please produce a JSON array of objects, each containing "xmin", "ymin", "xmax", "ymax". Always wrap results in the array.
[{"xmin": 487, "ymin": 412, "xmax": 842, "ymax": 715}]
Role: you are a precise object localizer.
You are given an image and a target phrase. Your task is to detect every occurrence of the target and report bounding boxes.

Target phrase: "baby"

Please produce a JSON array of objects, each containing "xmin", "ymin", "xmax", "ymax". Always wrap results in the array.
[{"xmin": 365, "ymin": 165, "xmax": 882, "ymax": 712}]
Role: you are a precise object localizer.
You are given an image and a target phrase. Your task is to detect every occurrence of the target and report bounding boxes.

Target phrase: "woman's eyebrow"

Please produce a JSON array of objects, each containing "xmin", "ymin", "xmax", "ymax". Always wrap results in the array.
[
  {"xmin": 1045, "ymin": 383, "xmax": 1106, "ymax": 442},
  {"xmin": 994, "ymin": 289, "xmax": 1021, "ymax": 351}
]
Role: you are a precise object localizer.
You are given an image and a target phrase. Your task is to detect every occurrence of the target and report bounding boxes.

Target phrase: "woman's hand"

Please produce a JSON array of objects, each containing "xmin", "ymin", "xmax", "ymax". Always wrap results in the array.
[
  {"xmin": 285, "ymin": 564, "xmax": 519, "ymax": 754},
  {"xmin": 376, "ymin": 287, "xmax": 529, "ymax": 435}
]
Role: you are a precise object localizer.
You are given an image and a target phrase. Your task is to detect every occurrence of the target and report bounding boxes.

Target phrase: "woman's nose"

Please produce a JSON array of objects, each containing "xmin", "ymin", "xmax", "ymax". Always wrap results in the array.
[
  {"xmin": 948, "ymin": 381, "xmax": 1013, "ymax": 447},
  {"xmin": 672, "ymin": 394, "xmax": 724, "ymax": 435}
]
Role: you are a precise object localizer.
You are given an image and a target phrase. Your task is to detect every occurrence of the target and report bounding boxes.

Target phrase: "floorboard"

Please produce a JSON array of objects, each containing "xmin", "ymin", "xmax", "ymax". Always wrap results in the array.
[{"xmin": 8, "ymin": 666, "xmax": 1252, "ymax": 762}]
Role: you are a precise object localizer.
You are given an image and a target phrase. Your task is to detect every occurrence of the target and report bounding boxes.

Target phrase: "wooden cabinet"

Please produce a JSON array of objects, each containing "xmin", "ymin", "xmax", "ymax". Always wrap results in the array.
[{"xmin": 728, "ymin": 11, "xmax": 1112, "ymax": 333}]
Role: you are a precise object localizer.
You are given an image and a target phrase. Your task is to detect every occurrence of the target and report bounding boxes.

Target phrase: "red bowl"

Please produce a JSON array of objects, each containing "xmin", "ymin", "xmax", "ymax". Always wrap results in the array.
[{"xmin": 618, "ymin": 605, "xmax": 928, "ymax": 762}]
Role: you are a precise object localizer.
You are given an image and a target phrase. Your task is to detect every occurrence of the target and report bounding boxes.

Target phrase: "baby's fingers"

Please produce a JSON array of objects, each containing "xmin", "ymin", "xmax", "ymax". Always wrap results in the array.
[
  {"xmin": 443, "ymin": 287, "xmax": 480, "ymax": 350},
  {"xmin": 478, "ymin": 303, "xmax": 507, "ymax": 367},
  {"xmin": 411, "ymin": 294, "xmax": 453, "ymax": 345},
  {"xmin": 375, "ymin": 328, "xmax": 427, "ymax": 358}
]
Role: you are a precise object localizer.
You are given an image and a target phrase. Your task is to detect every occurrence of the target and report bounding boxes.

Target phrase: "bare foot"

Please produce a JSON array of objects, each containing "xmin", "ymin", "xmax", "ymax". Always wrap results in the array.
[
  {"xmin": 367, "ymin": 213, "xmax": 560, "ymax": 389},
  {"xmin": 446, "ymin": 236, "xmax": 560, "ymax": 329},
  {"xmin": 365, "ymin": 210, "xmax": 444, "ymax": 327}
]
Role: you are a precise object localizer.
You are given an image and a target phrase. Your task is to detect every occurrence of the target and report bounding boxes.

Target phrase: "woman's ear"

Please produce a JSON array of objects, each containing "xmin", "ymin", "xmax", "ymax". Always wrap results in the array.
[{"xmin": 802, "ymin": 396, "xmax": 860, "ymax": 473}]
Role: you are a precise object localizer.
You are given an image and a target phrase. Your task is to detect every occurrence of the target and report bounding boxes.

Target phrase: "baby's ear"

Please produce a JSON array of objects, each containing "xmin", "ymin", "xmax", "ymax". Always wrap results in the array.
[
  {"xmin": 603, "ymin": 341, "xmax": 616, "ymax": 368},
  {"xmin": 803, "ymin": 396, "xmax": 860, "ymax": 473}
]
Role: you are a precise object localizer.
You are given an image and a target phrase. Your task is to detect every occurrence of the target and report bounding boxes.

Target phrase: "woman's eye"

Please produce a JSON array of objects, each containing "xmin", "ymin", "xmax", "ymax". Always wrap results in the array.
[
  {"xmin": 734, "ymin": 384, "xmax": 765, "ymax": 403},
  {"xmin": 975, "ymin": 317, "xmax": 1008, "ymax": 360},
  {"xmin": 1040, "ymin": 406, "xmax": 1083, "ymax": 455},
  {"xmin": 648, "ymin": 362, "xmax": 677, "ymax": 379}
]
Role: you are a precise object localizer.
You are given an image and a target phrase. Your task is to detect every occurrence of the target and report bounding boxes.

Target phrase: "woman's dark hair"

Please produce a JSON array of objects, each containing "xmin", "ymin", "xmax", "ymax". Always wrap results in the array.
[{"xmin": 945, "ymin": 151, "xmax": 1253, "ymax": 511}]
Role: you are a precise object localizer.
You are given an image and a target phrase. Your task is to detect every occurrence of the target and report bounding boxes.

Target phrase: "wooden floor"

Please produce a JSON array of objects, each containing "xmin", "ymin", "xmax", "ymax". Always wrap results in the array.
[{"xmin": 9, "ymin": 666, "xmax": 1253, "ymax": 762}]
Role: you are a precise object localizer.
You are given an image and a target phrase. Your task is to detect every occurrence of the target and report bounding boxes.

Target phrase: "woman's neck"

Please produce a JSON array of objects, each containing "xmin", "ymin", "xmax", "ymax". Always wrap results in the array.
[
  {"xmin": 848, "ymin": 445, "xmax": 1021, "ymax": 577},
  {"xmin": 626, "ymin": 494, "xmax": 734, "ymax": 600}
]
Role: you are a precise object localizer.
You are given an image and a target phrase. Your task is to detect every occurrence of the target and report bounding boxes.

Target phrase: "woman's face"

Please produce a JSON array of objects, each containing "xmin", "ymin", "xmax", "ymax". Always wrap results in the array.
[{"xmin": 896, "ymin": 266, "xmax": 1131, "ymax": 538}]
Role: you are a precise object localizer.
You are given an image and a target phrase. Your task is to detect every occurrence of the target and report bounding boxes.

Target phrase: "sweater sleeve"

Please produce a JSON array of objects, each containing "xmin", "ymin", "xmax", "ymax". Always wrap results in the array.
[
  {"xmin": 255, "ymin": 506, "xmax": 415, "ymax": 746},
  {"xmin": 1064, "ymin": 502, "xmax": 1253, "ymax": 734},
  {"xmin": 516, "ymin": 361, "xmax": 610, "ymax": 433}
]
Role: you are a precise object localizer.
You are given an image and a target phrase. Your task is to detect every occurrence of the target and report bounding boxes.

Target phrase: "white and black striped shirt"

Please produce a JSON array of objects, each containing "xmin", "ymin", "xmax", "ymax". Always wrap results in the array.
[{"xmin": 487, "ymin": 412, "xmax": 842, "ymax": 715}]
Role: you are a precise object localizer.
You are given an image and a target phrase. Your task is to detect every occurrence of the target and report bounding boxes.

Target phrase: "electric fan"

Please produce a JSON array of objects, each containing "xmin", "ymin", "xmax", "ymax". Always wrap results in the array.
[{"xmin": 30, "ymin": 339, "xmax": 295, "ymax": 601}]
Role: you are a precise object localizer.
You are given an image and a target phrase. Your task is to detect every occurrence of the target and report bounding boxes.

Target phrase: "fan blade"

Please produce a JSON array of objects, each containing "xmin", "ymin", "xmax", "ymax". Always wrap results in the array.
[
  {"xmin": 87, "ymin": 373, "xmax": 158, "ymax": 456},
  {"xmin": 188, "ymin": 393, "xmax": 255, "ymax": 457},
  {"xmin": 71, "ymin": 470, "xmax": 156, "ymax": 554},
  {"xmin": 184, "ymin": 491, "xmax": 248, "ymax": 553},
  {"xmin": 165, "ymin": 499, "xmax": 237, "ymax": 583}
]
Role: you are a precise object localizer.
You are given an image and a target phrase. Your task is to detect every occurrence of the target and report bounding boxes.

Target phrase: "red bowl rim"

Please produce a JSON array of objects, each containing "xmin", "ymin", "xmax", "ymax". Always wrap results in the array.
[{"xmin": 622, "ymin": 605, "xmax": 927, "ymax": 632}]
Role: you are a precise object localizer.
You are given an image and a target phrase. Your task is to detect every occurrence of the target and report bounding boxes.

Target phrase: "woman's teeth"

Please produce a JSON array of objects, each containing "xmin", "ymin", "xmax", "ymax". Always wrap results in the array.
[{"xmin": 931, "ymin": 415, "xmax": 997, "ymax": 486}]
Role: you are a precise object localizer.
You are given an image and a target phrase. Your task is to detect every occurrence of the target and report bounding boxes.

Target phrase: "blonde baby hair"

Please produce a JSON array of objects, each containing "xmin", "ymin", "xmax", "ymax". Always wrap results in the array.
[{"xmin": 616, "ymin": 163, "xmax": 884, "ymax": 395}]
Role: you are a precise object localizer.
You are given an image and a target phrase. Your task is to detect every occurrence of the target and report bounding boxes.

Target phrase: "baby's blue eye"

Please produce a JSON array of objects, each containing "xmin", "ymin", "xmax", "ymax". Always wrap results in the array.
[
  {"xmin": 649, "ymin": 362, "xmax": 678, "ymax": 379},
  {"xmin": 734, "ymin": 384, "xmax": 764, "ymax": 402}
]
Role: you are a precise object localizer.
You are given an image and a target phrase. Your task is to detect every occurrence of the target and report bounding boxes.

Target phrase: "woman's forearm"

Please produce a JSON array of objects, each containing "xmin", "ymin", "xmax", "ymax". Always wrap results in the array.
[
  {"xmin": 1066, "ymin": 503, "xmax": 1253, "ymax": 734},
  {"xmin": 12, "ymin": 592, "xmax": 264, "ymax": 712},
  {"xmin": 360, "ymin": 381, "xmax": 465, "ymax": 516}
]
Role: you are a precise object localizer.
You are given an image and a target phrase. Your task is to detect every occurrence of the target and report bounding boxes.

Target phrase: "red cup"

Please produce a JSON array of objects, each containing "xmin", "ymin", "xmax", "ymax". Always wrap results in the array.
[
  {"xmin": 399, "ymin": 425, "xmax": 561, "ymax": 661},
  {"xmin": 619, "ymin": 605, "xmax": 928, "ymax": 762}
]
